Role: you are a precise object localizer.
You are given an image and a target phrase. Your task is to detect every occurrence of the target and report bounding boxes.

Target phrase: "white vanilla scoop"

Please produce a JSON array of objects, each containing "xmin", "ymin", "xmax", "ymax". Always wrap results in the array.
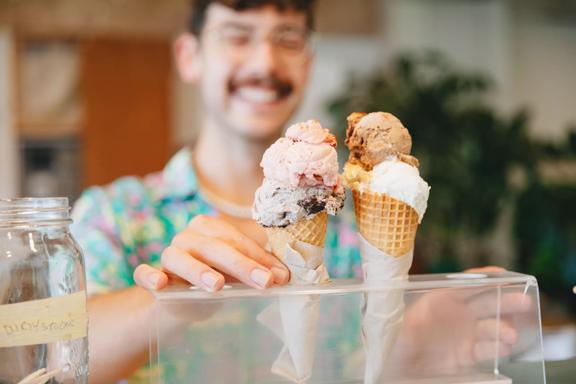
[{"xmin": 344, "ymin": 157, "xmax": 430, "ymax": 222}]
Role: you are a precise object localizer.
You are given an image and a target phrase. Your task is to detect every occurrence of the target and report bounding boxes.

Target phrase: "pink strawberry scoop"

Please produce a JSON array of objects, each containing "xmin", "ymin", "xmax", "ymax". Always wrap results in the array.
[{"xmin": 260, "ymin": 120, "xmax": 340, "ymax": 188}]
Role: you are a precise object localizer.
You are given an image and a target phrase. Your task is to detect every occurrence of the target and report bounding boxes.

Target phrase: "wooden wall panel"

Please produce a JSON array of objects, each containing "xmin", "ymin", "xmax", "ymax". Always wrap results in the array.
[{"xmin": 81, "ymin": 39, "xmax": 171, "ymax": 187}]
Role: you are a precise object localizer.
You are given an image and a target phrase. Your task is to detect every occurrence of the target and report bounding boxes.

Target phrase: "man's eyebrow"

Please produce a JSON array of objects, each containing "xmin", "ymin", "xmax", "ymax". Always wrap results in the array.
[
  {"xmin": 218, "ymin": 21, "xmax": 254, "ymax": 30},
  {"xmin": 275, "ymin": 23, "xmax": 307, "ymax": 32},
  {"xmin": 216, "ymin": 20, "xmax": 305, "ymax": 32}
]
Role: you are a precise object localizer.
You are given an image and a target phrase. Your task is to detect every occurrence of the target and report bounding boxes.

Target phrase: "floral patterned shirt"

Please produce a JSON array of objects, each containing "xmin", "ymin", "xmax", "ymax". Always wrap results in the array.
[{"xmin": 71, "ymin": 148, "xmax": 362, "ymax": 296}]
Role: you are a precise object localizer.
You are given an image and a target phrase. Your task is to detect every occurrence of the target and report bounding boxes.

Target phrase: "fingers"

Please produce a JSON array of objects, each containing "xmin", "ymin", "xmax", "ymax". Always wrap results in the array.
[
  {"xmin": 464, "ymin": 266, "xmax": 506, "ymax": 274},
  {"xmin": 471, "ymin": 318, "xmax": 518, "ymax": 363},
  {"xmin": 188, "ymin": 215, "xmax": 290, "ymax": 284},
  {"xmin": 161, "ymin": 245, "xmax": 226, "ymax": 291},
  {"xmin": 134, "ymin": 264, "xmax": 169, "ymax": 290},
  {"xmin": 165, "ymin": 235, "xmax": 274, "ymax": 290},
  {"xmin": 467, "ymin": 292, "xmax": 534, "ymax": 319},
  {"xmin": 456, "ymin": 319, "xmax": 517, "ymax": 367},
  {"xmin": 473, "ymin": 341, "xmax": 512, "ymax": 362},
  {"xmin": 475, "ymin": 318, "xmax": 518, "ymax": 344},
  {"xmin": 155, "ymin": 215, "xmax": 287, "ymax": 292}
]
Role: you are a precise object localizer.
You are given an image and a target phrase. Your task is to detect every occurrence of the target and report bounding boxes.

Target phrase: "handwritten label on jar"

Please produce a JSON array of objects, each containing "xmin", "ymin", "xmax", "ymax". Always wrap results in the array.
[{"xmin": 0, "ymin": 291, "xmax": 87, "ymax": 347}]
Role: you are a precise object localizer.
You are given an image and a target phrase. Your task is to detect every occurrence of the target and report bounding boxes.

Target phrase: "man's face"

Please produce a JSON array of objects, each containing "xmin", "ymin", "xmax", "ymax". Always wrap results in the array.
[{"xmin": 181, "ymin": 4, "xmax": 312, "ymax": 141}]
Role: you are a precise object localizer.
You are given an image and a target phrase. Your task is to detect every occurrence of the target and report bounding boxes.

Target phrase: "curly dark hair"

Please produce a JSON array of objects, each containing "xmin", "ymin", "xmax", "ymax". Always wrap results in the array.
[{"xmin": 188, "ymin": 0, "xmax": 316, "ymax": 35}]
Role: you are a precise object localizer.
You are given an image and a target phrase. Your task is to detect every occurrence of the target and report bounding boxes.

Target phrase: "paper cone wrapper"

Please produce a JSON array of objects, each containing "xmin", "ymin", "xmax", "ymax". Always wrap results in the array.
[
  {"xmin": 358, "ymin": 234, "xmax": 413, "ymax": 384},
  {"xmin": 258, "ymin": 212, "xmax": 329, "ymax": 383},
  {"xmin": 351, "ymin": 185, "xmax": 418, "ymax": 382},
  {"xmin": 352, "ymin": 188, "xmax": 418, "ymax": 257}
]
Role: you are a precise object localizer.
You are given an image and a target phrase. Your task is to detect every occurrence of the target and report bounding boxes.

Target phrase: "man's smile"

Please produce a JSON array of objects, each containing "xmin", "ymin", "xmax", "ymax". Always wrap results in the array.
[
  {"xmin": 235, "ymin": 86, "xmax": 284, "ymax": 104},
  {"xmin": 229, "ymin": 75, "xmax": 293, "ymax": 108}
]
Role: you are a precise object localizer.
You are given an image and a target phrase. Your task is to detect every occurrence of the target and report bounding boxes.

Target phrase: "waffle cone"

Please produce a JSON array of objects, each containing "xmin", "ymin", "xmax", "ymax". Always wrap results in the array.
[
  {"xmin": 352, "ymin": 188, "xmax": 419, "ymax": 257},
  {"xmin": 265, "ymin": 211, "xmax": 328, "ymax": 259}
]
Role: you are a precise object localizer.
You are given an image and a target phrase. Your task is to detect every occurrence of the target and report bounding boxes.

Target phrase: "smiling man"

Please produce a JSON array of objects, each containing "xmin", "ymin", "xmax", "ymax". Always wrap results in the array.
[{"xmin": 71, "ymin": 1, "xmax": 361, "ymax": 382}]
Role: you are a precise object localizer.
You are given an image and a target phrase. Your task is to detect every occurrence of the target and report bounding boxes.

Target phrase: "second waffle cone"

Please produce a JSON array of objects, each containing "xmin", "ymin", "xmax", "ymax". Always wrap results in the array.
[{"xmin": 352, "ymin": 188, "xmax": 418, "ymax": 257}]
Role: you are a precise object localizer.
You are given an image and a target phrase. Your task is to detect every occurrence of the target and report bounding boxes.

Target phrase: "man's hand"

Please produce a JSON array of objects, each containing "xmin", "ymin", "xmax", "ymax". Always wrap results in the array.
[
  {"xmin": 133, "ymin": 215, "xmax": 290, "ymax": 291},
  {"xmin": 393, "ymin": 266, "xmax": 533, "ymax": 374}
]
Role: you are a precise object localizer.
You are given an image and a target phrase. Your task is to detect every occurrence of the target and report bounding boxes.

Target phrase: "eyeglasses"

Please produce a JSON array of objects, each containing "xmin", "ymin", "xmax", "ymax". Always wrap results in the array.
[{"xmin": 205, "ymin": 23, "xmax": 311, "ymax": 58}]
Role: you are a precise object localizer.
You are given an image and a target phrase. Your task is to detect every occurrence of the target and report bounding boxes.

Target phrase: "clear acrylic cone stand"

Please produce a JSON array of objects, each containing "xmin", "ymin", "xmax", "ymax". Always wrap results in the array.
[{"xmin": 147, "ymin": 272, "xmax": 546, "ymax": 384}]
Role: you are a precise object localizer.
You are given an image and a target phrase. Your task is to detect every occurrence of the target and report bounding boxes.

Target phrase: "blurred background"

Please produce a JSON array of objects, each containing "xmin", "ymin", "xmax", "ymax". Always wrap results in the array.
[{"xmin": 0, "ymin": 0, "xmax": 575, "ymax": 378}]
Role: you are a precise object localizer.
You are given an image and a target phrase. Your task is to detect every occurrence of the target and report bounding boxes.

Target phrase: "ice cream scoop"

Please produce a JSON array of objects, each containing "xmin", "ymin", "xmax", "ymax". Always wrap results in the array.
[
  {"xmin": 345, "ymin": 112, "xmax": 418, "ymax": 170},
  {"xmin": 344, "ymin": 160, "xmax": 429, "ymax": 222},
  {"xmin": 253, "ymin": 179, "xmax": 345, "ymax": 228},
  {"xmin": 261, "ymin": 120, "xmax": 339, "ymax": 188}
]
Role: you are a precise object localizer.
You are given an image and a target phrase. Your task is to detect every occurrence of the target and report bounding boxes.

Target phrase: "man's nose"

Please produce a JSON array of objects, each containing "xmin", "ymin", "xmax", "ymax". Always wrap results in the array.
[{"xmin": 247, "ymin": 39, "xmax": 283, "ymax": 74}]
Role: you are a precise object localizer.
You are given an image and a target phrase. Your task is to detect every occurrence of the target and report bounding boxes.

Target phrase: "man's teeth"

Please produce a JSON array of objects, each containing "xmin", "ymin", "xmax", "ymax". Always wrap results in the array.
[{"xmin": 236, "ymin": 87, "xmax": 279, "ymax": 103}]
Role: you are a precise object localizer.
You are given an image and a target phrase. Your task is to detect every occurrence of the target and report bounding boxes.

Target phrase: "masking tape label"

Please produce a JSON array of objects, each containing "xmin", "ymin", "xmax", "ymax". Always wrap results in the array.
[{"xmin": 0, "ymin": 291, "xmax": 87, "ymax": 347}]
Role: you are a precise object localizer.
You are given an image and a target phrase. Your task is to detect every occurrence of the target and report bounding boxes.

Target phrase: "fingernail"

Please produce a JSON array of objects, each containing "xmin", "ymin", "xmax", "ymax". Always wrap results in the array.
[
  {"xmin": 201, "ymin": 272, "xmax": 220, "ymax": 290},
  {"xmin": 250, "ymin": 268, "xmax": 272, "ymax": 288},
  {"xmin": 271, "ymin": 266, "xmax": 290, "ymax": 283},
  {"xmin": 148, "ymin": 273, "xmax": 160, "ymax": 288}
]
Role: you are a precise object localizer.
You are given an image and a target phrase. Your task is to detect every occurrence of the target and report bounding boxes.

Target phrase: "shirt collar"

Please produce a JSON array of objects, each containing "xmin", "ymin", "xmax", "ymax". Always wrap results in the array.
[{"xmin": 160, "ymin": 147, "xmax": 198, "ymax": 200}]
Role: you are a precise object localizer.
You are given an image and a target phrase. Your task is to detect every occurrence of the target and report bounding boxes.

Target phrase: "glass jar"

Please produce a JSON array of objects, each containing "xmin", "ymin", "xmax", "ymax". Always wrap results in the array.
[{"xmin": 0, "ymin": 198, "xmax": 88, "ymax": 384}]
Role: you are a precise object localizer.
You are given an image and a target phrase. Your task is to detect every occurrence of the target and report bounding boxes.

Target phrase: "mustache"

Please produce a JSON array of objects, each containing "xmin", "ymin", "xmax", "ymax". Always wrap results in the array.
[{"xmin": 229, "ymin": 74, "xmax": 293, "ymax": 98}]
